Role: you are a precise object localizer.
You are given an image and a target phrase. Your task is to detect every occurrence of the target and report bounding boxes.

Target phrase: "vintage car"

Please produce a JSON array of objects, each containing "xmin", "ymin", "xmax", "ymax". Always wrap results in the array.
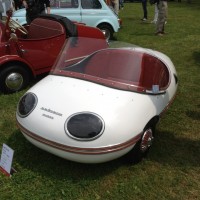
[
  {"xmin": 16, "ymin": 38, "xmax": 178, "ymax": 164},
  {"xmin": 12, "ymin": 0, "xmax": 121, "ymax": 40},
  {"xmin": 0, "ymin": 12, "xmax": 107, "ymax": 93}
]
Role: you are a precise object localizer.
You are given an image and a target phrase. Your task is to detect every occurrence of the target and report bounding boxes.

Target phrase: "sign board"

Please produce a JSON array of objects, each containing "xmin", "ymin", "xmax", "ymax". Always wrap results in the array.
[{"xmin": 0, "ymin": 144, "xmax": 14, "ymax": 177}]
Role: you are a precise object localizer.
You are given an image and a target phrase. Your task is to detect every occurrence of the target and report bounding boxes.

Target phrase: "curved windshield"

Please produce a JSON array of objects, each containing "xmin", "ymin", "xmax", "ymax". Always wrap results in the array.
[{"xmin": 51, "ymin": 38, "xmax": 170, "ymax": 93}]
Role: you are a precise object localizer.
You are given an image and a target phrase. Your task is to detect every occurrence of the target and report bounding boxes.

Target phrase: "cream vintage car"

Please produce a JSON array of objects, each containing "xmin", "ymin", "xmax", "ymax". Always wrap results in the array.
[{"xmin": 16, "ymin": 38, "xmax": 178, "ymax": 164}]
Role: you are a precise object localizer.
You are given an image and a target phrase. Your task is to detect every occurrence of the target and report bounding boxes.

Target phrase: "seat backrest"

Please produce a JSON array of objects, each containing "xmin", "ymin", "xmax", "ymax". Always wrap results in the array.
[
  {"xmin": 85, "ymin": 49, "xmax": 143, "ymax": 84},
  {"xmin": 28, "ymin": 18, "xmax": 65, "ymax": 39},
  {"xmin": 106, "ymin": 50, "xmax": 143, "ymax": 83},
  {"xmin": 85, "ymin": 52, "xmax": 108, "ymax": 78}
]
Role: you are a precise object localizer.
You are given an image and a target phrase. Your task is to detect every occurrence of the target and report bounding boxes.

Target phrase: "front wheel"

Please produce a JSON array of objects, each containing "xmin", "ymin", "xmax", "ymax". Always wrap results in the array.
[
  {"xmin": 98, "ymin": 24, "xmax": 114, "ymax": 41},
  {"xmin": 124, "ymin": 127, "xmax": 155, "ymax": 164},
  {"xmin": 0, "ymin": 65, "xmax": 30, "ymax": 94}
]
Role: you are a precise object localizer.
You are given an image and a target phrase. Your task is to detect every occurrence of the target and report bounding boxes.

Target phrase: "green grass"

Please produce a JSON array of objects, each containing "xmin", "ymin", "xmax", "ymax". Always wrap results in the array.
[{"xmin": 0, "ymin": 1, "xmax": 200, "ymax": 199}]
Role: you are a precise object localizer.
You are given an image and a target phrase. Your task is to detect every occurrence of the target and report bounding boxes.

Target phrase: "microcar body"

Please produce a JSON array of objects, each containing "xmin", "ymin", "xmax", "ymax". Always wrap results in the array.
[{"xmin": 16, "ymin": 38, "xmax": 178, "ymax": 164}]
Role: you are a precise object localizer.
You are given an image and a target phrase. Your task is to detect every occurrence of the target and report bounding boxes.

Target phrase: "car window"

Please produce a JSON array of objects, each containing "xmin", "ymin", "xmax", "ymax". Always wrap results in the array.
[
  {"xmin": 50, "ymin": 0, "xmax": 79, "ymax": 8},
  {"xmin": 55, "ymin": 47, "xmax": 169, "ymax": 93},
  {"xmin": 81, "ymin": 0, "xmax": 102, "ymax": 9}
]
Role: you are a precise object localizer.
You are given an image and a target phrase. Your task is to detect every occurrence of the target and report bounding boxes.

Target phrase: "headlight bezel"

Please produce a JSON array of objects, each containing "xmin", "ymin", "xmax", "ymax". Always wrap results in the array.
[
  {"xmin": 65, "ymin": 112, "xmax": 105, "ymax": 141},
  {"xmin": 17, "ymin": 92, "xmax": 38, "ymax": 118}
]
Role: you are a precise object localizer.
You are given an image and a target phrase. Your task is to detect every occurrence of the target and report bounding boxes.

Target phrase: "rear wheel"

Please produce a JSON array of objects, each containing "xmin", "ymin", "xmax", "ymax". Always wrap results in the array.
[
  {"xmin": 0, "ymin": 65, "xmax": 30, "ymax": 94},
  {"xmin": 124, "ymin": 126, "xmax": 155, "ymax": 164},
  {"xmin": 98, "ymin": 24, "xmax": 114, "ymax": 41}
]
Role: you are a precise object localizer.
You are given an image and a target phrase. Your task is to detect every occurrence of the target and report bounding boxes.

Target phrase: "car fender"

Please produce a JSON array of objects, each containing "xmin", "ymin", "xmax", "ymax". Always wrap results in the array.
[
  {"xmin": 0, "ymin": 55, "xmax": 35, "ymax": 76},
  {"xmin": 95, "ymin": 1, "xmax": 120, "ymax": 32},
  {"xmin": 80, "ymin": 10, "xmax": 120, "ymax": 32}
]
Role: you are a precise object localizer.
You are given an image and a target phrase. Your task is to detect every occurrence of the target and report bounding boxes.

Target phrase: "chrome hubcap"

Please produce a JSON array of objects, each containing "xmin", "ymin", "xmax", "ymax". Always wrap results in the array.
[
  {"xmin": 140, "ymin": 128, "xmax": 154, "ymax": 152},
  {"xmin": 5, "ymin": 72, "xmax": 23, "ymax": 91},
  {"xmin": 101, "ymin": 29, "xmax": 110, "ymax": 41}
]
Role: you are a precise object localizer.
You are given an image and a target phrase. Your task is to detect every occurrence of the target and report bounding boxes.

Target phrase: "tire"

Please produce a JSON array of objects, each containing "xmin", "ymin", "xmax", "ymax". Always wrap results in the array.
[
  {"xmin": 124, "ymin": 126, "xmax": 155, "ymax": 164},
  {"xmin": 0, "ymin": 65, "xmax": 30, "ymax": 94},
  {"xmin": 98, "ymin": 24, "xmax": 114, "ymax": 41}
]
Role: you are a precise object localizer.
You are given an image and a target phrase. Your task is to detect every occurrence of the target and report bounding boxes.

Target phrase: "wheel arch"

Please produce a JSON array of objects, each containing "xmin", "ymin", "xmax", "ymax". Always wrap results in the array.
[
  {"xmin": 97, "ymin": 22, "xmax": 114, "ymax": 33},
  {"xmin": 97, "ymin": 22, "xmax": 114, "ymax": 40},
  {"xmin": 0, "ymin": 60, "xmax": 34, "ymax": 80},
  {"xmin": 144, "ymin": 116, "xmax": 160, "ymax": 134},
  {"xmin": 123, "ymin": 115, "xmax": 160, "ymax": 164}
]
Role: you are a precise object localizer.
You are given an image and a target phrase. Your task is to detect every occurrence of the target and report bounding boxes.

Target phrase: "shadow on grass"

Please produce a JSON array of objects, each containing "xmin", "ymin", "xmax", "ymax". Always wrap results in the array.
[
  {"xmin": 186, "ymin": 110, "xmax": 200, "ymax": 121},
  {"xmin": 192, "ymin": 51, "xmax": 200, "ymax": 67},
  {"xmin": 7, "ymin": 130, "xmax": 125, "ymax": 181},
  {"xmin": 6, "ymin": 129, "xmax": 200, "ymax": 181},
  {"xmin": 149, "ymin": 130, "xmax": 200, "ymax": 166}
]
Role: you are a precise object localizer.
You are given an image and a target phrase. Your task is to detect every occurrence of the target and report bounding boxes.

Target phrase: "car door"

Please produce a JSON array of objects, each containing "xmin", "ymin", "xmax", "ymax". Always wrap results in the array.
[
  {"xmin": 17, "ymin": 36, "xmax": 65, "ymax": 74},
  {"xmin": 80, "ymin": 0, "xmax": 104, "ymax": 27},
  {"xmin": 50, "ymin": 0, "xmax": 82, "ymax": 23}
]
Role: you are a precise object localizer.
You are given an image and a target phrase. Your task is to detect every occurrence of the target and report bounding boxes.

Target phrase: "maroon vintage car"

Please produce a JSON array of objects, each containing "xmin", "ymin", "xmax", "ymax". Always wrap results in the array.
[{"xmin": 0, "ymin": 11, "xmax": 107, "ymax": 94}]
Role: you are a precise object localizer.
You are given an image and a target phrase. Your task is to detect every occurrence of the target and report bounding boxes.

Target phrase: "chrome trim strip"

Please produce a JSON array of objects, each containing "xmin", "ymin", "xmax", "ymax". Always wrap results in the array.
[{"xmin": 16, "ymin": 120, "xmax": 142, "ymax": 155}]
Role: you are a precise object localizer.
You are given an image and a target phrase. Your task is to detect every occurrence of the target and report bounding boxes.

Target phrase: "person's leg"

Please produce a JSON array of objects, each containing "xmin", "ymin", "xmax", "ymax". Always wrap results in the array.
[
  {"xmin": 156, "ymin": 1, "xmax": 165, "ymax": 34},
  {"xmin": 143, "ymin": 0, "xmax": 147, "ymax": 19},
  {"xmin": 164, "ymin": 1, "xmax": 168, "ymax": 25},
  {"xmin": 112, "ymin": 0, "xmax": 119, "ymax": 15},
  {"xmin": 141, "ymin": 0, "xmax": 147, "ymax": 20},
  {"xmin": 151, "ymin": 3, "xmax": 158, "ymax": 23},
  {"xmin": 155, "ymin": 3, "xmax": 159, "ymax": 21},
  {"xmin": 115, "ymin": 0, "xmax": 119, "ymax": 15}
]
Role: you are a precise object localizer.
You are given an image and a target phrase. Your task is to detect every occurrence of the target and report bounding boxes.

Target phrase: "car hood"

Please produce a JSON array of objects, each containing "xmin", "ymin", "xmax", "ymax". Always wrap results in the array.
[{"xmin": 16, "ymin": 75, "xmax": 162, "ymax": 148}]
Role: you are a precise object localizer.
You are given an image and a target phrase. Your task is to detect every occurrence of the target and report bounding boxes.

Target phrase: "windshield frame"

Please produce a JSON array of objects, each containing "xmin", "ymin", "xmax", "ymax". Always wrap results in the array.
[{"xmin": 51, "ymin": 38, "xmax": 170, "ymax": 94}]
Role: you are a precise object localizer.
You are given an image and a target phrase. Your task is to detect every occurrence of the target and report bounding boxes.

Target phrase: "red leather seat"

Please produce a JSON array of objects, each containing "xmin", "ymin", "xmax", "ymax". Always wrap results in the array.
[{"xmin": 28, "ymin": 18, "xmax": 65, "ymax": 39}]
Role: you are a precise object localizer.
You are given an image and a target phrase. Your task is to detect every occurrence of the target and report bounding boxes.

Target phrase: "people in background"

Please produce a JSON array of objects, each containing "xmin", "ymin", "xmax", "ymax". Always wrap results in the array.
[
  {"xmin": 13, "ymin": 0, "xmax": 23, "ymax": 10},
  {"xmin": 155, "ymin": 0, "xmax": 168, "ymax": 36},
  {"xmin": 0, "ymin": 0, "xmax": 4, "ymax": 19},
  {"xmin": 151, "ymin": 3, "xmax": 158, "ymax": 24},
  {"xmin": 22, "ymin": 0, "xmax": 50, "ymax": 24},
  {"xmin": 141, "ymin": 0, "xmax": 148, "ymax": 21},
  {"xmin": 105, "ymin": 0, "xmax": 119, "ymax": 15},
  {"xmin": 0, "ymin": 0, "xmax": 13, "ymax": 19},
  {"xmin": 119, "ymin": 0, "xmax": 124, "ymax": 10}
]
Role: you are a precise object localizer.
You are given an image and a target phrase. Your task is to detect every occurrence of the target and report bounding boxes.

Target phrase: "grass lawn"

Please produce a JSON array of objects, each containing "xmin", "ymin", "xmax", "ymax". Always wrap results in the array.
[{"xmin": 0, "ymin": 1, "xmax": 200, "ymax": 199}]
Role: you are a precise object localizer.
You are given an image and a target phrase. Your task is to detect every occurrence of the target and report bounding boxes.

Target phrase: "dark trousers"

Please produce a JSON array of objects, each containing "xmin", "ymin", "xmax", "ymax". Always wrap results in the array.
[{"xmin": 142, "ymin": 0, "xmax": 147, "ymax": 19}]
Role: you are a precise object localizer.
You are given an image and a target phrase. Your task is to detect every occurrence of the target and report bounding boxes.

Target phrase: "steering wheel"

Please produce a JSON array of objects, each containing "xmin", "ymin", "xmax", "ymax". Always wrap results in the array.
[{"xmin": 5, "ymin": 16, "xmax": 28, "ymax": 35}]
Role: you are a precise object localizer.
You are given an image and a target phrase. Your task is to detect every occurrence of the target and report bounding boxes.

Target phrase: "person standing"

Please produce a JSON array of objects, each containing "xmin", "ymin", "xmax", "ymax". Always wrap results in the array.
[
  {"xmin": 141, "ymin": 0, "xmax": 148, "ymax": 21},
  {"xmin": 119, "ymin": 0, "xmax": 124, "ymax": 10},
  {"xmin": 0, "ymin": 0, "xmax": 13, "ymax": 19},
  {"xmin": 22, "ymin": 0, "xmax": 50, "ymax": 24},
  {"xmin": 151, "ymin": 3, "xmax": 158, "ymax": 24},
  {"xmin": 14, "ymin": 0, "xmax": 23, "ymax": 10},
  {"xmin": 0, "ymin": 0, "xmax": 4, "ymax": 19},
  {"xmin": 155, "ymin": 0, "xmax": 168, "ymax": 36},
  {"xmin": 111, "ymin": 0, "xmax": 119, "ymax": 15}
]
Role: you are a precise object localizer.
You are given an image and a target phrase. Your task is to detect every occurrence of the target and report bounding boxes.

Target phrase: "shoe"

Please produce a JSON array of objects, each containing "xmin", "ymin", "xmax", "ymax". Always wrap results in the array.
[
  {"xmin": 155, "ymin": 32, "xmax": 164, "ymax": 36},
  {"xmin": 141, "ymin": 18, "xmax": 147, "ymax": 21},
  {"xmin": 151, "ymin": 20, "xmax": 157, "ymax": 24}
]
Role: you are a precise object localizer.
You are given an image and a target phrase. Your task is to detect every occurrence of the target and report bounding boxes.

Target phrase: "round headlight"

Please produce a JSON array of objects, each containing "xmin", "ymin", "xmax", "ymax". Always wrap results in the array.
[
  {"xmin": 65, "ymin": 112, "xmax": 104, "ymax": 141},
  {"xmin": 17, "ymin": 92, "xmax": 37, "ymax": 117}
]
